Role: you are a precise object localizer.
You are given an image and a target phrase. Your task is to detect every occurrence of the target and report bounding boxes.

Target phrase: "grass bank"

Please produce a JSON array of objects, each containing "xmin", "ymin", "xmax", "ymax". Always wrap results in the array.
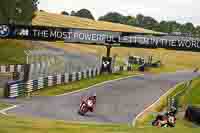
[
  {"xmin": 135, "ymin": 82, "xmax": 185, "ymax": 128},
  {"xmin": 0, "ymin": 113, "xmax": 200, "ymax": 133},
  {"xmin": 0, "ymin": 40, "xmax": 31, "ymax": 64},
  {"xmin": 136, "ymin": 76, "xmax": 200, "ymax": 128},
  {"xmin": 0, "ymin": 102, "xmax": 11, "ymax": 110},
  {"xmin": 33, "ymin": 71, "xmax": 138, "ymax": 96}
]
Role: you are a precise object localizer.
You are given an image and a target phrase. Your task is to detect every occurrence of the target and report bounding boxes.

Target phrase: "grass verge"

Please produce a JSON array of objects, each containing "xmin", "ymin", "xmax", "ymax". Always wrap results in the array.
[
  {"xmin": 135, "ymin": 82, "xmax": 186, "ymax": 128},
  {"xmin": 33, "ymin": 71, "xmax": 139, "ymax": 96},
  {"xmin": 0, "ymin": 114, "xmax": 200, "ymax": 133},
  {"xmin": 0, "ymin": 102, "xmax": 11, "ymax": 110},
  {"xmin": 136, "ymin": 76, "xmax": 200, "ymax": 128}
]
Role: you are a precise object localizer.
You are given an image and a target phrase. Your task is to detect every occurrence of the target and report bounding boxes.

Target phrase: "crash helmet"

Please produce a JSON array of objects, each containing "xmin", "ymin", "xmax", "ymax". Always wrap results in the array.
[{"xmin": 92, "ymin": 93, "xmax": 96, "ymax": 98}]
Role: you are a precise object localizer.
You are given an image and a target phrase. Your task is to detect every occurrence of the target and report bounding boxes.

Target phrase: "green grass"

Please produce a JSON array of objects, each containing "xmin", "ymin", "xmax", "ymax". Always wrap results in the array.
[
  {"xmin": 33, "ymin": 71, "xmax": 138, "ymax": 96},
  {"xmin": 148, "ymin": 65, "xmax": 180, "ymax": 74},
  {"xmin": 0, "ymin": 40, "xmax": 31, "ymax": 64},
  {"xmin": 1, "ymin": 113, "xmax": 200, "ymax": 133},
  {"xmin": 181, "ymin": 77, "xmax": 200, "ymax": 106},
  {"xmin": 0, "ymin": 102, "xmax": 11, "ymax": 110},
  {"xmin": 135, "ymin": 82, "xmax": 186, "ymax": 127},
  {"xmin": 136, "ymin": 76, "xmax": 200, "ymax": 128}
]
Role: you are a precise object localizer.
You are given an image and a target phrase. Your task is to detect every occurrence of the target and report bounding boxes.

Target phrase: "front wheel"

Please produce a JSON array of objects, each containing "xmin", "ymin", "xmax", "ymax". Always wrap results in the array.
[{"xmin": 78, "ymin": 104, "xmax": 88, "ymax": 116}]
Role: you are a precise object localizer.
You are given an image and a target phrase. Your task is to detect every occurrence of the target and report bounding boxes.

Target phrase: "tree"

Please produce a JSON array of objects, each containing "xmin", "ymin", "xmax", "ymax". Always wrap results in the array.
[
  {"xmin": 70, "ymin": 10, "xmax": 76, "ymax": 16},
  {"xmin": 99, "ymin": 12, "xmax": 124, "ymax": 24},
  {"xmin": 74, "ymin": 9, "xmax": 95, "ymax": 20},
  {"xmin": 194, "ymin": 26, "xmax": 200, "ymax": 37},
  {"xmin": 61, "ymin": 11, "xmax": 69, "ymax": 15},
  {"xmin": 181, "ymin": 22, "xmax": 195, "ymax": 34},
  {"xmin": 0, "ymin": 0, "xmax": 39, "ymax": 24},
  {"xmin": 135, "ymin": 14, "xmax": 145, "ymax": 26},
  {"xmin": 125, "ymin": 16, "xmax": 136, "ymax": 26}
]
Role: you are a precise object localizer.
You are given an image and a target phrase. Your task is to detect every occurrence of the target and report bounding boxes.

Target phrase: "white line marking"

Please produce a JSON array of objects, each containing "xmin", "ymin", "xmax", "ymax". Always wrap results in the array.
[
  {"xmin": 132, "ymin": 81, "xmax": 184, "ymax": 127},
  {"xmin": 56, "ymin": 74, "xmax": 143, "ymax": 97},
  {"xmin": 0, "ymin": 105, "xmax": 19, "ymax": 115}
]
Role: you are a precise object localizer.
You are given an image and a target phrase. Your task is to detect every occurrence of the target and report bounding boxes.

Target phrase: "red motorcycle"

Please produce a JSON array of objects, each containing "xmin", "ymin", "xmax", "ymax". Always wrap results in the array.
[{"xmin": 78, "ymin": 95, "xmax": 96, "ymax": 116}]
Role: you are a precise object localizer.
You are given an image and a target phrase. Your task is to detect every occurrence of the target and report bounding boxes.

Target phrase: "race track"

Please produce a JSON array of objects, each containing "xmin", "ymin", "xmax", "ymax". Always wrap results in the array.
[{"xmin": 5, "ymin": 71, "xmax": 200, "ymax": 124}]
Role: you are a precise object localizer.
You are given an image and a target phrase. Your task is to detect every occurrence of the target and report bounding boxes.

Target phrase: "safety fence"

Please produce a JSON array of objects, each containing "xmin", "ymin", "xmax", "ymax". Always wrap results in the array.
[
  {"xmin": 4, "ymin": 65, "xmax": 132, "ymax": 98},
  {"xmin": 0, "ymin": 64, "xmax": 24, "ymax": 73}
]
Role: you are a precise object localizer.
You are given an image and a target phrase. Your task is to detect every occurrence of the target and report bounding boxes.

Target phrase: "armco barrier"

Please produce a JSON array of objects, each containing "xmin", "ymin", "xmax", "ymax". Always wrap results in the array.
[{"xmin": 5, "ymin": 66, "xmax": 131, "ymax": 98}]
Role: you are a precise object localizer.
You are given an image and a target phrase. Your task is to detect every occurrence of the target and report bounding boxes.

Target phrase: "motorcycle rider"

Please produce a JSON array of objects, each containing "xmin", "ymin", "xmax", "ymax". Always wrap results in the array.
[{"xmin": 87, "ymin": 93, "xmax": 96, "ymax": 112}]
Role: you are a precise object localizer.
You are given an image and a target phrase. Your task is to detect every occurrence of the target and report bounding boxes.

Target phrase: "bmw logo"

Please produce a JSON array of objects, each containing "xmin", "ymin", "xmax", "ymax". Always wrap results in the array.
[{"xmin": 0, "ymin": 25, "xmax": 10, "ymax": 37}]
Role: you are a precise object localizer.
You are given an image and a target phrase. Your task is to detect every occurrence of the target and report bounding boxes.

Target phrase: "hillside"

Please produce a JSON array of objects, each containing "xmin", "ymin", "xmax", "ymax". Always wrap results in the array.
[
  {"xmin": 32, "ymin": 11, "xmax": 163, "ymax": 35},
  {"xmin": 0, "ymin": 40, "xmax": 44, "ymax": 64}
]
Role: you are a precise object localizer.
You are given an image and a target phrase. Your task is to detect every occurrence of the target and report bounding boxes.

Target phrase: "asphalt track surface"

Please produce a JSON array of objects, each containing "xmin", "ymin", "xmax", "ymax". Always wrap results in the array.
[{"xmin": 5, "ymin": 71, "xmax": 200, "ymax": 124}]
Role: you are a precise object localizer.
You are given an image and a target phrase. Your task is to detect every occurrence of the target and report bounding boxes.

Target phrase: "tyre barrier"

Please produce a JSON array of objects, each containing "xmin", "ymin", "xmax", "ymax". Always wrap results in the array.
[
  {"xmin": 0, "ymin": 65, "xmax": 24, "ymax": 73},
  {"xmin": 4, "ymin": 68, "xmax": 100, "ymax": 98},
  {"xmin": 128, "ymin": 56, "xmax": 145, "ymax": 65},
  {"xmin": 4, "ymin": 80, "xmax": 26, "ymax": 98},
  {"xmin": 185, "ymin": 106, "xmax": 200, "ymax": 124},
  {"xmin": 4, "ymin": 66, "xmax": 132, "ymax": 98}
]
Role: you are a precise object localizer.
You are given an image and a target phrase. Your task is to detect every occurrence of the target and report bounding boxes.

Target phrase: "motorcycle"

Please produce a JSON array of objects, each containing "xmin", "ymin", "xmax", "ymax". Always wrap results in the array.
[
  {"xmin": 78, "ymin": 96, "xmax": 96, "ymax": 116},
  {"xmin": 152, "ymin": 112, "xmax": 176, "ymax": 128}
]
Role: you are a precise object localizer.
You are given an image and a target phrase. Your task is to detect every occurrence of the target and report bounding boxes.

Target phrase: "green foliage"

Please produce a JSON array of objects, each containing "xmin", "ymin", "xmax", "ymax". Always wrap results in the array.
[
  {"xmin": 72, "ymin": 9, "xmax": 95, "ymax": 20},
  {"xmin": 61, "ymin": 11, "xmax": 69, "ymax": 16},
  {"xmin": 99, "ymin": 12, "xmax": 126, "ymax": 24},
  {"xmin": 98, "ymin": 12, "xmax": 200, "ymax": 36},
  {"xmin": 0, "ymin": 0, "xmax": 38, "ymax": 24},
  {"xmin": 0, "ymin": 40, "xmax": 31, "ymax": 64}
]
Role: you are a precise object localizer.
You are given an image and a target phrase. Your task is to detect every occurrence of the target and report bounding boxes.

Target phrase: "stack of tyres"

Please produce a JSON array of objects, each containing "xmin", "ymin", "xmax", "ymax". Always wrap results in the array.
[
  {"xmin": 0, "ymin": 65, "xmax": 6, "ymax": 72},
  {"xmin": 53, "ymin": 76, "xmax": 57, "ymax": 86},
  {"xmin": 8, "ymin": 81, "xmax": 18, "ymax": 98},
  {"xmin": 120, "ymin": 66, "xmax": 124, "ymax": 71},
  {"xmin": 68, "ymin": 73, "xmax": 72, "ymax": 82},
  {"xmin": 10, "ymin": 65, "xmax": 15, "ymax": 72},
  {"xmin": 6, "ymin": 80, "xmax": 24, "ymax": 98},
  {"xmin": 61, "ymin": 74, "xmax": 65, "ymax": 84},
  {"xmin": 114, "ymin": 66, "xmax": 120, "ymax": 72},
  {"xmin": 26, "ymin": 80, "xmax": 33, "ymax": 93},
  {"xmin": 86, "ymin": 70, "xmax": 89, "ymax": 78},
  {"xmin": 43, "ymin": 77, "xmax": 48, "ymax": 88},
  {"xmin": 33, "ymin": 80, "xmax": 38, "ymax": 91},
  {"xmin": 78, "ymin": 72, "xmax": 82, "ymax": 81},
  {"xmin": 75, "ymin": 72, "xmax": 79, "ymax": 81},
  {"xmin": 9, "ymin": 84, "xmax": 18, "ymax": 98},
  {"xmin": 18, "ymin": 81, "xmax": 25, "ymax": 97},
  {"xmin": 81, "ymin": 72, "xmax": 85, "ymax": 79},
  {"xmin": 14, "ymin": 65, "xmax": 18, "ymax": 72},
  {"xmin": 72, "ymin": 72, "xmax": 76, "ymax": 82},
  {"xmin": 91, "ymin": 69, "xmax": 94, "ymax": 78},
  {"xmin": 88, "ymin": 69, "xmax": 92, "ymax": 78},
  {"xmin": 6, "ymin": 65, "xmax": 10, "ymax": 72},
  {"xmin": 17, "ymin": 65, "xmax": 22, "ymax": 72},
  {"xmin": 38, "ymin": 77, "xmax": 44, "ymax": 90},
  {"xmin": 48, "ymin": 76, "xmax": 53, "ymax": 87},
  {"xmin": 83, "ymin": 70, "xmax": 87, "ymax": 79},
  {"xmin": 127, "ymin": 66, "xmax": 132, "ymax": 71},
  {"xmin": 64, "ymin": 73, "xmax": 69, "ymax": 83},
  {"xmin": 57, "ymin": 74, "xmax": 62, "ymax": 85}
]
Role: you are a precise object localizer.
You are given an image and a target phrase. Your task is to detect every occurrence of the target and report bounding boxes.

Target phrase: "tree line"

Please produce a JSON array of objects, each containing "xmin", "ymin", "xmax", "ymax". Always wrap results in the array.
[
  {"xmin": 0, "ymin": 0, "xmax": 39, "ymax": 25},
  {"xmin": 61, "ymin": 9, "xmax": 200, "ymax": 37},
  {"xmin": 0, "ymin": 1, "xmax": 199, "ymax": 37}
]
